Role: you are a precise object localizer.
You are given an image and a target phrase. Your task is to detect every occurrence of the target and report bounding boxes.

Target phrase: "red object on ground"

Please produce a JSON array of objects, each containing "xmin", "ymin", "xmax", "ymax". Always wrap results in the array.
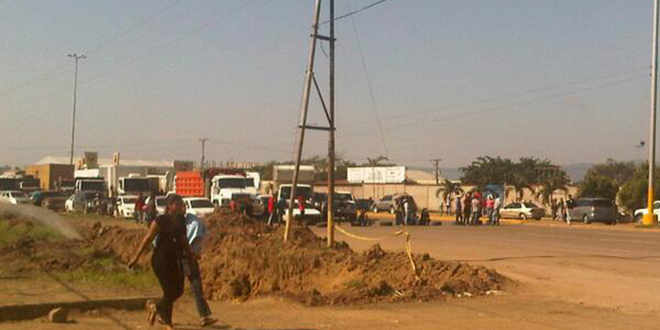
[{"xmin": 175, "ymin": 171, "xmax": 204, "ymax": 197}]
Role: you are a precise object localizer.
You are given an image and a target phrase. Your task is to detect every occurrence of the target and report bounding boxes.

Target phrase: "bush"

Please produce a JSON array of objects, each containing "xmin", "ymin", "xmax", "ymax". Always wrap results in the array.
[{"xmin": 618, "ymin": 165, "xmax": 660, "ymax": 212}]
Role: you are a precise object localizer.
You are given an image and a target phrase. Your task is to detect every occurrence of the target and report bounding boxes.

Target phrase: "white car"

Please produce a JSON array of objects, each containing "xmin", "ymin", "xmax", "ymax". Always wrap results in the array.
[
  {"xmin": 65, "ymin": 195, "xmax": 75, "ymax": 212},
  {"xmin": 283, "ymin": 201, "xmax": 322, "ymax": 224},
  {"xmin": 183, "ymin": 197, "xmax": 215, "ymax": 217},
  {"xmin": 116, "ymin": 195, "xmax": 137, "ymax": 218},
  {"xmin": 145, "ymin": 196, "xmax": 167, "ymax": 215},
  {"xmin": 633, "ymin": 201, "xmax": 660, "ymax": 222},
  {"xmin": 0, "ymin": 191, "xmax": 31, "ymax": 205}
]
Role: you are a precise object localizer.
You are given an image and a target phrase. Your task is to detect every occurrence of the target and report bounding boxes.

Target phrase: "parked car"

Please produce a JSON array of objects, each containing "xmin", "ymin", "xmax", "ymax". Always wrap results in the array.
[
  {"xmin": 334, "ymin": 191, "xmax": 356, "ymax": 222},
  {"xmin": 500, "ymin": 202, "xmax": 545, "ymax": 220},
  {"xmin": 0, "ymin": 191, "xmax": 31, "ymax": 205},
  {"xmin": 633, "ymin": 200, "xmax": 660, "ymax": 222},
  {"xmin": 115, "ymin": 195, "xmax": 137, "ymax": 218},
  {"xmin": 67, "ymin": 191, "xmax": 98, "ymax": 213},
  {"xmin": 372, "ymin": 195, "xmax": 395, "ymax": 213},
  {"xmin": 183, "ymin": 197, "xmax": 215, "ymax": 217},
  {"xmin": 31, "ymin": 191, "xmax": 68, "ymax": 211},
  {"xmin": 283, "ymin": 201, "xmax": 322, "ymax": 225},
  {"xmin": 568, "ymin": 198, "xmax": 618, "ymax": 224},
  {"xmin": 144, "ymin": 196, "xmax": 167, "ymax": 215}
]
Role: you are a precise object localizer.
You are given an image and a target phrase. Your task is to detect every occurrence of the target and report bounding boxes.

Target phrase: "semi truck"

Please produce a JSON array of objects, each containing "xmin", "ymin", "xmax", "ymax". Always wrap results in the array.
[{"xmin": 210, "ymin": 171, "xmax": 257, "ymax": 207}]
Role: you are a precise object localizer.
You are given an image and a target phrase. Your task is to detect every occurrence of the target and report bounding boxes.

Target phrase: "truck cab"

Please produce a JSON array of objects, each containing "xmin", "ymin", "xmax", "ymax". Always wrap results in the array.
[
  {"xmin": 210, "ymin": 174, "xmax": 255, "ymax": 206},
  {"xmin": 75, "ymin": 177, "xmax": 107, "ymax": 194},
  {"xmin": 117, "ymin": 176, "xmax": 157, "ymax": 195}
]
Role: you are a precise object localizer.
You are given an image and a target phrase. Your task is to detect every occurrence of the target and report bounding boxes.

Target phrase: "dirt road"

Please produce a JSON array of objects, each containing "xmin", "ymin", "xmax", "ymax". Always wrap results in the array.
[{"xmin": 3, "ymin": 219, "xmax": 660, "ymax": 329}]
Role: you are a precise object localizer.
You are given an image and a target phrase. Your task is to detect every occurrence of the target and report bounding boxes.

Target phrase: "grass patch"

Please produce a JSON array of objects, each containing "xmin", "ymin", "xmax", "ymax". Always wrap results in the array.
[
  {"xmin": 56, "ymin": 256, "xmax": 157, "ymax": 289},
  {"xmin": 0, "ymin": 217, "xmax": 64, "ymax": 246}
]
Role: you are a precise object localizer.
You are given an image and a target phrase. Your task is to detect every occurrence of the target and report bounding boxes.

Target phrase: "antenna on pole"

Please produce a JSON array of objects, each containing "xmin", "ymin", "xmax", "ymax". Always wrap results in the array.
[{"xmin": 284, "ymin": 0, "xmax": 337, "ymax": 246}]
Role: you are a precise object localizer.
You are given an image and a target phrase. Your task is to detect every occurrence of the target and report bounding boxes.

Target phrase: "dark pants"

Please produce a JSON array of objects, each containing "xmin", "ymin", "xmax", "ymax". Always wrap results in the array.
[
  {"xmin": 151, "ymin": 253, "xmax": 184, "ymax": 325},
  {"xmin": 183, "ymin": 258, "xmax": 211, "ymax": 318}
]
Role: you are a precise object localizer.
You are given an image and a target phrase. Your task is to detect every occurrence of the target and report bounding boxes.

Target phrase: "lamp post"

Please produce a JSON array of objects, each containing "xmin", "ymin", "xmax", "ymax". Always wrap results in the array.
[{"xmin": 68, "ymin": 53, "xmax": 86, "ymax": 165}]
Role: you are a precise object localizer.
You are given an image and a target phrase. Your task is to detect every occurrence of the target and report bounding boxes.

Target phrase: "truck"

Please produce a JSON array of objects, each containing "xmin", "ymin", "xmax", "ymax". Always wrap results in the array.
[
  {"xmin": 117, "ymin": 175, "xmax": 159, "ymax": 195},
  {"xmin": 0, "ymin": 178, "xmax": 21, "ymax": 191},
  {"xmin": 210, "ymin": 172, "xmax": 256, "ymax": 207},
  {"xmin": 173, "ymin": 171, "xmax": 205, "ymax": 197}
]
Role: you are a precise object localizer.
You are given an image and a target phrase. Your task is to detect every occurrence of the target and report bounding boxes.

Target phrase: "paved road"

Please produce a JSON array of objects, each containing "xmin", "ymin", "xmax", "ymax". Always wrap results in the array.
[{"xmin": 314, "ymin": 221, "xmax": 660, "ymax": 315}]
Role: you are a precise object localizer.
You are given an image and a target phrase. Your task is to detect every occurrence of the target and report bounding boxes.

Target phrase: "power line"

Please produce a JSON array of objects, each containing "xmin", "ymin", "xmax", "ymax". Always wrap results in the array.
[
  {"xmin": 349, "ymin": 9, "xmax": 389, "ymax": 156},
  {"xmin": 320, "ymin": 0, "xmax": 389, "ymax": 24}
]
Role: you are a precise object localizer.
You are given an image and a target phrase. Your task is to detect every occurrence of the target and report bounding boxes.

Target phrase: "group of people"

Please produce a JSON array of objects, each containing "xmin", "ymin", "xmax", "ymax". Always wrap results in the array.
[
  {"xmin": 132, "ymin": 192, "xmax": 158, "ymax": 224},
  {"xmin": 550, "ymin": 195, "xmax": 575, "ymax": 224},
  {"xmin": 393, "ymin": 195, "xmax": 418, "ymax": 225},
  {"xmin": 128, "ymin": 194, "xmax": 217, "ymax": 329},
  {"xmin": 454, "ymin": 191, "xmax": 502, "ymax": 226}
]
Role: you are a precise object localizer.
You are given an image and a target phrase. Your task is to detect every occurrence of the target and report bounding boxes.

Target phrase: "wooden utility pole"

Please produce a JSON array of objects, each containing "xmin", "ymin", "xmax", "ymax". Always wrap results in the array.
[
  {"xmin": 285, "ymin": 0, "xmax": 337, "ymax": 246},
  {"xmin": 431, "ymin": 158, "xmax": 442, "ymax": 185}
]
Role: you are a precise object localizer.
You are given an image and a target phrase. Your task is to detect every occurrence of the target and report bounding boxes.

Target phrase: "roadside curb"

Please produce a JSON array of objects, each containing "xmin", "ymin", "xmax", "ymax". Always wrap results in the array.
[{"xmin": 0, "ymin": 296, "xmax": 159, "ymax": 322}]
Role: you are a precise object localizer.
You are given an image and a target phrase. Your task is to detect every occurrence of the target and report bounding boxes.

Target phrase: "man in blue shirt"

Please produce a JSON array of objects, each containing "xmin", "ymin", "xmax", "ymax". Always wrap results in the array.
[{"xmin": 182, "ymin": 213, "xmax": 217, "ymax": 327}]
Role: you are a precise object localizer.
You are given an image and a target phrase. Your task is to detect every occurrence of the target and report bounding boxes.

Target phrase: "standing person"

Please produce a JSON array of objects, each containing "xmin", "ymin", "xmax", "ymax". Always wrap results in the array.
[
  {"xmin": 565, "ymin": 195, "xmax": 575, "ymax": 225},
  {"xmin": 135, "ymin": 193, "xmax": 145, "ymax": 223},
  {"xmin": 297, "ymin": 195, "xmax": 305, "ymax": 220},
  {"xmin": 558, "ymin": 198, "xmax": 566, "ymax": 222},
  {"xmin": 462, "ymin": 193, "xmax": 472, "ymax": 225},
  {"xmin": 485, "ymin": 195, "xmax": 495, "ymax": 225},
  {"xmin": 492, "ymin": 194, "xmax": 502, "ymax": 226},
  {"xmin": 445, "ymin": 194, "xmax": 452, "ymax": 216},
  {"xmin": 267, "ymin": 194, "xmax": 276, "ymax": 225},
  {"xmin": 145, "ymin": 192, "xmax": 157, "ymax": 224},
  {"xmin": 550, "ymin": 198, "xmax": 557, "ymax": 220},
  {"xmin": 403, "ymin": 196, "xmax": 410, "ymax": 225},
  {"xmin": 454, "ymin": 194, "xmax": 463, "ymax": 225},
  {"xmin": 128, "ymin": 194, "xmax": 194, "ymax": 330},
  {"xmin": 181, "ymin": 213, "xmax": 217, "ymax": 327},
  {"xmin": 471, "ymin": 194, "xmax": 481, "ymax": 225}
]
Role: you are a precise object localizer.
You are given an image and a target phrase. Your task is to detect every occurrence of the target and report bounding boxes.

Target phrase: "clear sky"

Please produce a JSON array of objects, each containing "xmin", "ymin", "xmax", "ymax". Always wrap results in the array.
[{"xmin": 0, "ymin": 0, "xmax": 655, "ymax": 167}]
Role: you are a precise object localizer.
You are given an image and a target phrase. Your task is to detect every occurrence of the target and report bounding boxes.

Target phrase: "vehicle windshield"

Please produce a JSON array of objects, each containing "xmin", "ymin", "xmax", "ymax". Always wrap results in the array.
[
  {"xmin": 81, "ymin": 181, "xmax": 106, "ymax": 192},
  {"xmin": 245, "ymin": 178, "xmax": 255, "ymax": 188},
  {"xmin": 123, "ymin": 179, "xmax": 150, "ymax": 192},
  {"xmin": 524, "ymin": 202, "xmax": 540, "ymax": 208},
  {"xmin": 190, "ymin": 200, "xmax": 214, "ymax": 208},
  {"xmin": 11, "ymin": 192, "xmax": 28, "ymax": 198},
  {"xmin": 279, "ymin": 186, "xmax": 312, "ymax": 201},
  {"xmin": 122, "ymin": 198, "xmax": 137, "ymax": 204},
  {"xmin": 218, "ymin": 178, "xmax": 247, "ymax": 189},
  {"xmin": 335, "ymin": 193, "xmax": 353, "ymax": 201}
]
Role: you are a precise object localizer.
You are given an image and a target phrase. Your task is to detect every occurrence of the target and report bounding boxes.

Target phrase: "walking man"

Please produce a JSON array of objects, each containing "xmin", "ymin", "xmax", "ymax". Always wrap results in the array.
[
  {"xmin": 471, "ymin": 194, "xmax": 480, "ymax": 225},
  {"xmin": 267, "ymin": 193, "xmax": 276, "ymax": 225},
  {"xmin": 455, "ymin": 194, "xmax": 463, "ymax": 225},
  {"xmin": 128, "ymin": 194, "xmax": 193, "ymax": 330},
  {"xmin": 182, "ymin": 212, "xmax": 217, "ymax": 327},
  {"xmin": 485, "ymin": 195, "xmax": 494, "ymax": 225},
  {"xmin": 135, "ymin": 192, "xmax": 145, "ymax": 223},
  {"xmin": 462, "ymin": 193, "xmax": 472, "ymax": 225},
  {"xmin": 492, "ymin": 194, "xmax": 502, "ymax": 226},
  {"xmin": 566, "ymin": 194, "xmax": 575, "ymax": 225}
]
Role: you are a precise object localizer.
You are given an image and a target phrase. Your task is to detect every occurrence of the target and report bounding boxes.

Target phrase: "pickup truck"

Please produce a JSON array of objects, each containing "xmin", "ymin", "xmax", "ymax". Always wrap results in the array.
[{"xmin": 633, "ymin": 201, "xmax": 660, "ymax": 222}]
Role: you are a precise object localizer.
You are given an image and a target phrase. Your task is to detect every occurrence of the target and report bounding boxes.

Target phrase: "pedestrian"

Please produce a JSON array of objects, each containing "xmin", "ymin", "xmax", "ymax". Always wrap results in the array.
[
  {"xmin": 445, "ymin": 194, "xmax": 452, "ymax": 216},
  {"xmin": 566, "ymin": 194, "xmax": 575, "ymax": 225},
  {"xmin": 486, "ymin": 195, "xmax": 495, "ymax": 225},
  {"xmin": 403, "ymin": 196, "xmax": 411, "ymax": 225},
  {"xmin": 297, "ymin": 195, "xmax": 305, "ymax": 220},
  {"xmin": 492, "ymin": 194, "xmax": 502, "ymax": 225},
  {"xmin": 277, "ymin": 196, "xmax": 286, "ymax": 223},
  {"xmin": 128, "ymin": 194, "xmax": 194, "ymax": 330},
  {"xmin": 471, "ymin": 194, "xmax": 481, "ymax": 225},
  {"xmin": 462, "ymin": 193, "xmax": 471, "ymax": 225},
  {"xmin": 181, "ymin": 213, "xmax": 218, "ymax": 327},
  {"xmin": 145, "ymin": 192, "xmax": 157, "ymax": 225},
  {"xmin": 455, "ymin": 194, "xmax": 463, "ymax": 225},
  {"xmin": 550, "ymin": 198, "xmax": 557, "ymax": 220},
  {"xmin": 135, "ymin": 192, "xmax": 145, "ymax": 223},
  {"xmin": 267, "ymin": 194, "xmax": 276, "ymax": 225}
]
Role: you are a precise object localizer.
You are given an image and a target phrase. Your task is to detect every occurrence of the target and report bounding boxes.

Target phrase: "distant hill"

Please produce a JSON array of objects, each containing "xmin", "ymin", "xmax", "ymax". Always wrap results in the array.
[{"xmin": 410, "ymin": 163, "xmax": 595, "ymax": 184}]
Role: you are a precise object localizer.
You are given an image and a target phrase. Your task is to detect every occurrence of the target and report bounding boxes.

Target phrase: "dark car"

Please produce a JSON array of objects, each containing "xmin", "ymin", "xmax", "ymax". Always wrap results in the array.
[
  {"xmin": 568, "ymin": 198, "xmax": 618, "ymax": 224},
  {"xmin": 334, "ymin": 192, "xmax": 356, "ymax": 222},
  {"xmin": 31, "ymin": 191, "xmax": 68, "ymax": 210}
]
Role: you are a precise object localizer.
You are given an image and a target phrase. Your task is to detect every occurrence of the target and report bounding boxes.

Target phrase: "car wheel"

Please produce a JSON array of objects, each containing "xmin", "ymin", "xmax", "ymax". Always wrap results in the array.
[
  {"xmin": 520, "ymin": 213, "xmax": 528, "ymax": 220},
  {"xmin": 583, "ymin": 215, "xmax": 590, "ymax": 224},
  {"xmin": 634, "ymin": 214, "xmax": 643, "ymax": 223}
]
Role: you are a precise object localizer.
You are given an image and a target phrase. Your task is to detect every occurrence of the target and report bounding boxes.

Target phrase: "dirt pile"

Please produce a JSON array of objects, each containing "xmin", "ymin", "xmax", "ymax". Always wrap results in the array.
[
  {"xmin": 71, "ymin": 210, "xmax": 508, "ymax": 305},
  {"xmin": 197, "ymin": 209, "xmax": 508, "ymax": 305}
]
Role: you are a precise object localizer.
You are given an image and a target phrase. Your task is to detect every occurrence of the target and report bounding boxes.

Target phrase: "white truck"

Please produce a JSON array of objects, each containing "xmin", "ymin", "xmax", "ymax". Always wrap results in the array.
[
  {"xmin": 210, "ymin": 174, "xmax": 256, "ymax": 207},
  {"xmin": 117, "ymin": 175, "xmax": 158, "ymax": 195},
  {"xmin": 633, "ymin": 201, "xmax": 660, "ymax": 222},
  {"xmin": 278, "ymin": 183, "xmax": 321, "ymax": 223}
]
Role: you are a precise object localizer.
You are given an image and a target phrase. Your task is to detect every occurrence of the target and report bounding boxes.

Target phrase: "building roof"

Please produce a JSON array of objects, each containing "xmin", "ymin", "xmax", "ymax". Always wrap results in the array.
[{"xmin": 35, "ymin": 156, "xmax": 174, "ymax": 168}]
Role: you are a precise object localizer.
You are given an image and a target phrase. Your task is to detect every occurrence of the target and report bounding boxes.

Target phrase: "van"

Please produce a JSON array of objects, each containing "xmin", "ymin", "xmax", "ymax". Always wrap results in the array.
[{"xmin": 569, "ymin": 198, "xmax": 618, "ymax": 224}]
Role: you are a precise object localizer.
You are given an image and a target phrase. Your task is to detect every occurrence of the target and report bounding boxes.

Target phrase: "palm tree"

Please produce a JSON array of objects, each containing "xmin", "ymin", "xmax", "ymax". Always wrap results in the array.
[
  {"xmin": 435, "ymin": 179, "xmax": 464, "ymax": 200},
  {"xmin": 536, "ymin": 173, "xmax": 570, "ymax": 206}
]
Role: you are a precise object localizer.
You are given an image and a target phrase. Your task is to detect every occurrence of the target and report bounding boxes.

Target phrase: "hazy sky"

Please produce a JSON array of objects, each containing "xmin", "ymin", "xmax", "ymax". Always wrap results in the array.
[{"xmin": 1, "ymin": 0, "xmax": 655, "ymax": 167}]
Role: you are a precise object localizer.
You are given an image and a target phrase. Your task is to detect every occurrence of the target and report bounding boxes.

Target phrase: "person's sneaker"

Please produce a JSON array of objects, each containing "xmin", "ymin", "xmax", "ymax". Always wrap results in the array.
[{"xmin": 200, "ymin": 316, "xmax": 218, "ymax": 327}]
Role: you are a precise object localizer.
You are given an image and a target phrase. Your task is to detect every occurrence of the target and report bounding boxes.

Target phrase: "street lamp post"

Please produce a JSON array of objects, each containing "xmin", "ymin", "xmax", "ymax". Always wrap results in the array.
[
  {"xmin": 68, "ymin": 53, "xmax": 86, "ymax": 165},
  {"xmin": 645, "ymin": 0, "xmax": 660, "ymax": 226}
]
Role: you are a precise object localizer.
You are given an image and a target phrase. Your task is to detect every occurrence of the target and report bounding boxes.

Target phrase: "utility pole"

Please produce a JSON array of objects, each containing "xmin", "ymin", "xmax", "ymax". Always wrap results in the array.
[
  {"xmin": 199, "ymin": 138, "xmax": 208, "ymax": 173},
  {"xmin": 285, "ymin": 0, "xmax": 336, "ymax": 246},
  {"xmin": 67, "ymin": 53, "xmax": 86, "ymax": 165},
  {"xmin": 431, "ymin": 158, "xmax": 442, "ymax": 185},
  {"xmin": 645, "ymin": 0, "xmax": 660, "ymax": 226}
]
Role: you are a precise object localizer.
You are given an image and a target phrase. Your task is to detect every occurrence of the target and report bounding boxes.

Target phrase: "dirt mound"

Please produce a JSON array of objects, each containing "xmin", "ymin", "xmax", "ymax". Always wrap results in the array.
[
  {"xmin": 80, "ymin": 209, "xmax": 509, "ymax": 305},
  {"xmin": 197, "ymin": 209, "xmax": 508, "ymax": 305}
]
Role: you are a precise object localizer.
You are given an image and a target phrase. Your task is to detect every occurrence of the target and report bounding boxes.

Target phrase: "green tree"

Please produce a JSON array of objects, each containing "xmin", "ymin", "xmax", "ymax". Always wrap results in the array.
[
  {"xmin": 618, "ymin": 164, "xmax": 660, "ymax": 212},
  {"xmin": 536, "ymin": 171, "xmax": 570, "ymax": 205},
  {"xmin": 460, "ymin": 156, "xmax": 515, "ymax": 187},
  {"xmin": 578, "ymin": 159, "xmax": 636, "ymax": 200},
  {"xmin": 435, "ymin": 179, "xmax": 464, "ymax": 200}
]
